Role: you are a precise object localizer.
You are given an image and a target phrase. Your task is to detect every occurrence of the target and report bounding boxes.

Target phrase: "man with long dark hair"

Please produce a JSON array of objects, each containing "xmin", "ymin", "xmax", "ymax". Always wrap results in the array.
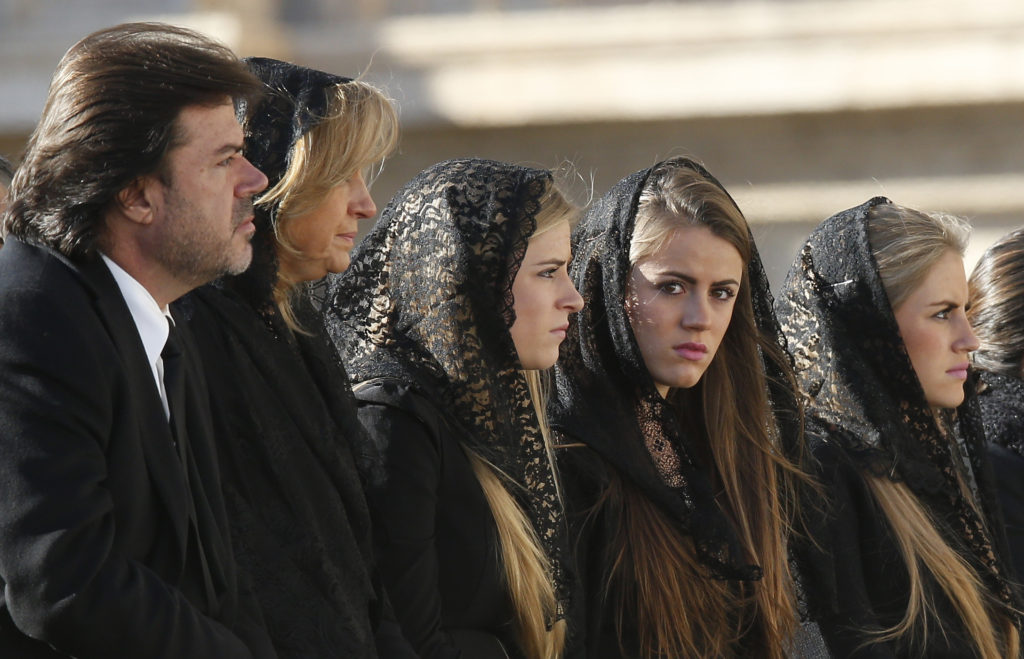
[{"xmin": 0, "ymin": 23, "xmax": 274, "ymax": 658}]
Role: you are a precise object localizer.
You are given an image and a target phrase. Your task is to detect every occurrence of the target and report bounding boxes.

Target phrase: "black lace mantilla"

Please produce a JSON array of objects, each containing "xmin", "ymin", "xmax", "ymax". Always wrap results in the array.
[
  {"xmin": 775, "ymin": 196, "xmax": 1020, "ymax": 619},
  {"xmin": 978, "ymin": 370, "xmax": 1024, "ymax": 457},
  {"xmin": 232, "ymin": 57, "xmax": 351, "ymax": 320},
  {"xmin": 323, "ymin": 157, "xmax": 570, "ymax": 617},
  {"xmin": 551, "ymin": 157, "xmax": 803, "ymax": 582}
]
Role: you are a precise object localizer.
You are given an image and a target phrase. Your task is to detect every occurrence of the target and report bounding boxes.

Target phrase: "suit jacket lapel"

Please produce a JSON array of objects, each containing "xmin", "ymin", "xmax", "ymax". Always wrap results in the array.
[
  {"xmin": 170, "ymin": 307, "xmax": 236, "ymax": 617},
  {"xmin": 77, "ymin": 255, "xmax": 191, "ymax": 559}
]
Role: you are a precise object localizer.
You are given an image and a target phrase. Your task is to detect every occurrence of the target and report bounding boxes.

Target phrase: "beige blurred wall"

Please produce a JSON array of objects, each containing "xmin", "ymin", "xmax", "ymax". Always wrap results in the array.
[{"xmin": 2, "ymin": 0, "xmax": 1023, "ymax": 287}]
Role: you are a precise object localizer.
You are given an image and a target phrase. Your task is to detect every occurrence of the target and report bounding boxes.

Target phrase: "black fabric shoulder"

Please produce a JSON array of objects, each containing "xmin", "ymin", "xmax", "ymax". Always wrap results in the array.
[
  {"xmin": 556, "ymin": 440, "xmax": 614, "ymax": 524},
  {"xmin": 354, "ymin": 378, "xmax": 448, "ymax": 441},
  {"xmin": 183, "ymin": 283, "xmax": 385, "ymax": 658}
]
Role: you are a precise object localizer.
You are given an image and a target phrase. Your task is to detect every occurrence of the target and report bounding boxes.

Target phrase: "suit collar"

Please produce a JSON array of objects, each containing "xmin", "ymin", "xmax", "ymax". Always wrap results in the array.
[
  {"xmin": 100, "ymin": 254, "xmax": 172, "ymax": 418},
  {"xmin": 26, "ymin": 240, "xmax": 196, "ymax": 557}
]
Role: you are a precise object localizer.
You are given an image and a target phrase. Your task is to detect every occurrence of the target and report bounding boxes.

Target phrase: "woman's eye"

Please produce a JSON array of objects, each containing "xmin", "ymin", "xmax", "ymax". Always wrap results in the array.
[
  {"xmin": 712, "ymin": 288, "xmax": 736, "ymax": 301},
  {"xmin": 540, "ymin": 268, "xmax": 557, "ymax": 278},
  {"xmin": 934, "ymin": 308, "xmax": 951, "ymax": 320},
  {"xmin": 659, "ymin": 282, "xmax": 684, "ymax": 294}
]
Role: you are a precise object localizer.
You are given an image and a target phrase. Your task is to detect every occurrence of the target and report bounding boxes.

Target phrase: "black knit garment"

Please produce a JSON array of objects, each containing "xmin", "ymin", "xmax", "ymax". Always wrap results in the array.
[{"xmin": 178, "ymin": 59, "xmax": 398, "ymax": 658}]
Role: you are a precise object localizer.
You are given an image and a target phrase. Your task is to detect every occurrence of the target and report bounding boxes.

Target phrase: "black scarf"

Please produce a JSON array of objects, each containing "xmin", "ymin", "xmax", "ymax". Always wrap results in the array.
[
  {"xmin": 551, "ymin": 156, "xmax": 802, "ymax": 582},
  {"xmin": 774, "ymin": 196, "xmax": 1020, "ymax": 619},
  {"xmin": 325, "ymin": 157, "xmax": 571, "ymax": 617},
  {"xmin": 181, "ymin": 59, "xmax": 385, "ymax": 657},
  {"xmin": 232, "ymin": 57, "xmax": 350, "ymax": 318}
]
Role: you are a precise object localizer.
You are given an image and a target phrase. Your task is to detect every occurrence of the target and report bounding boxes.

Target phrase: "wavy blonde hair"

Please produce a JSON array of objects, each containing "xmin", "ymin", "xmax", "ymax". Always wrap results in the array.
[
  {"xmin": 259, "ymin": 78, "xmax": 398, "ymax": 330},
  {"xmin": 866, "ymin": 203, "xmax": 1019, "ymax": 658}
]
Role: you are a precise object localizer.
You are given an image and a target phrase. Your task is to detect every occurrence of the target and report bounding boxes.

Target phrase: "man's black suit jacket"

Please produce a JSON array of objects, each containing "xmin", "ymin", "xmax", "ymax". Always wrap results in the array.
[{"xmin": 0, "ymin": 238, "xmax": 272, "ymax": 658}]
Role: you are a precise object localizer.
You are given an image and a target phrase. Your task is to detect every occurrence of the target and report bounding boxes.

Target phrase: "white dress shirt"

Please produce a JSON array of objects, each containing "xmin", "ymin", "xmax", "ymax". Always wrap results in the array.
[{"xmin": 100, "ymin": 254, "xmax": 172, "ymax": 419}]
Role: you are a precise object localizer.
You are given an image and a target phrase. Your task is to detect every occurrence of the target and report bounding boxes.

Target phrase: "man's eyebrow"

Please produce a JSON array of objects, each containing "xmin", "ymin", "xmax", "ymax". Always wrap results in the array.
[{"xmin": 213, "ymin": 143, "xmax": 244, "ymax": 157}]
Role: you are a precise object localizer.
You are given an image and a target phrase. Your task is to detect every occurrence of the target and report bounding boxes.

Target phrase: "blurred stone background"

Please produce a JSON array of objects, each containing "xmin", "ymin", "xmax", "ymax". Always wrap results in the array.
[{"xmin": 2, "ymin": 0, "xmax": 1023, "ymax": 288}]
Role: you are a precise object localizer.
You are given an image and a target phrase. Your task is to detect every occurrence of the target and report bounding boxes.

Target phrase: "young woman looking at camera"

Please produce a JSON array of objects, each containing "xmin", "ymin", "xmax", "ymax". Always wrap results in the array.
[{"xmin": 553, "ymin": 157, "xmax": 810, "ymax": 658}]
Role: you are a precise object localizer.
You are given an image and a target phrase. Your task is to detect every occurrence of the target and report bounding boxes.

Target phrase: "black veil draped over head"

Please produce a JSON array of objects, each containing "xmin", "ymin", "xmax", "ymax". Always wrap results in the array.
[
  {"xmin": 324, "ymin": 157, "xmax": 571, "ymax": 615},
  {"xmin": 774, "ymin": 196, "xmax": 1020, "ymax": 617},
  {"xmin": 180, "ymin": 59, "xmax": 393, "ymax": 656},
  {"xmin": 232, "ymin": 56, "xmax": 351, "ymax": 316},
  {"xmin": 551, "ymin": 156, "xmax": 802, "ymax": 582}
]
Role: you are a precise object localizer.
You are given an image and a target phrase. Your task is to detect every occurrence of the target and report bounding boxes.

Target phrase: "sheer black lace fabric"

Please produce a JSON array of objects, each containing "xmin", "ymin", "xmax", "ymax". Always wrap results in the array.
[
  {"xmin": 978, "ymin": 371, "xmax": 1024, "ymax": 456},
  {"xmin": 233, "ymin": 57, "xmax": 350, "ymax": 318},
  {"xmin": 241, "ymin": 57, "xmax": 348, "ymax": 198},
  {"xmin": 550, "ymin": 157, "xmax": 802, "ymax": 582},
  {"xmin": 323, "ymin": 158, "xmax": 570, "ymax": 616},
  {"xmin": 774, "ymin": 196, "xmax": 1020, "ymax": 620}
]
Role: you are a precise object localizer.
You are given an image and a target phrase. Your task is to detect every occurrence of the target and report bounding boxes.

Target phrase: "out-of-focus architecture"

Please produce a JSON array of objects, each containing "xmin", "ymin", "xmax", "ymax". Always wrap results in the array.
[{"xmin": 3, "ymin": 0, "xmax": 1023, "ymax": 286}]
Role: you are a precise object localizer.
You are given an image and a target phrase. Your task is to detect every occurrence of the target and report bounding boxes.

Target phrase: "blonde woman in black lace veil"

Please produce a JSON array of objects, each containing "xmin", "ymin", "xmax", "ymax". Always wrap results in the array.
[
  {"xmin": 777, "ymin": 198, "xmax": 1021, "ymax": 658},
  {"xmin": 552, "ymin": 157, "xmax": 812, "ymax": 658},
  {"xmin": 180, "ymin": 58, "xmax": 413, "ymax": 658},
  {"xmin": 325, "ymin": 158, "xmax": 584, "ymax": 659}
]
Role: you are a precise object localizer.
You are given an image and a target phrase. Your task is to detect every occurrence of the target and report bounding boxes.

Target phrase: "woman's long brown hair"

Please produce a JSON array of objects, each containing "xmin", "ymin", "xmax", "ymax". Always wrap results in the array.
[{"xmin": 597, "ymin": 165, "xmax": 808, "ymax": 658}]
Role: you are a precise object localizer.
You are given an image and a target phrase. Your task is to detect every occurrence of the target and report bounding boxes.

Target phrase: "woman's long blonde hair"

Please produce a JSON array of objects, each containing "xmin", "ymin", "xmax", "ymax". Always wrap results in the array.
[
  {"xmin": 867, "ymin": 477, "xmax": 1018, "ymax": 657},
  {"xmin": 598, "ymin": 161, "xmax": 808, "ymax": 658},
  {"xmin": 464, "ymin": 182, "xmax": 577, "ymax": 659},
  {"xmin": 259, "ymin": 78, "xmax": 398, "ymax": 330},
  {"xmin": 866, "ymin": 203, "xmax": 1019, "ymax": 658}
]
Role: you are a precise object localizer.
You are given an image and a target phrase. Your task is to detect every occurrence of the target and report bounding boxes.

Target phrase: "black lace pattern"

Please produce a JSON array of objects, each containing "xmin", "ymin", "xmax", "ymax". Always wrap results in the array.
[
  {"xmin": 775, "ymin": 196, "xmax": 1020, "ymax": 619},
  {"xmin": 324, "ymin": 157, "xmax": 570, "ymax": 616},
  {"xmin": 551, "ymin": 157, "xmax": 803, "ymax": 581},
  {"xmin": 233, "ymin": 57, "xmax": 350, "ymax": 318},
  {"xmin": 978, "ymin": 370, "xmax": 1024, "ymax": 457}
]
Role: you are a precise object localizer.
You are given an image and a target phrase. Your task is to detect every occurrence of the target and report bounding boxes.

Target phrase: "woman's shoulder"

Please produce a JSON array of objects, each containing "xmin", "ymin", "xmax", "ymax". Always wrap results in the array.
[
  {"xmin": 803, "ymin": 419, "xmax": 866, "ymax": 472},
  {"xmin": 178, "ymin": 283, "xmax": 272, "ymax": 349},
  {"xmin": 353, "ymin": 376, "xmax": 463, "ymax": 449},
  {"xmin": 799, "ymin": 423, "xmax": 879, "ymax": 515},
  {"xmin": 354, "ymin": 377, "xmax": 440, "ymax": 421},
  {"xmin": 555, "ymin": 438, "xmax": 612, "ymax": 495}
]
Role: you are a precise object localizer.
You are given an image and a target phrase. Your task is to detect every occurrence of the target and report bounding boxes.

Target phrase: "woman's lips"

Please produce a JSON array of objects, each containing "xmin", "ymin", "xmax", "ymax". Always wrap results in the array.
[
  {"xmin": 947, "ymin": 363, "xmax": 970, "ymax": 380},
  {"xmin": 673, "ymin": 342, "xmax": 707, "ymax": 361},
  {"xmin": 551, "ymin": 323, "xmax": 569, "ymax": 339}
]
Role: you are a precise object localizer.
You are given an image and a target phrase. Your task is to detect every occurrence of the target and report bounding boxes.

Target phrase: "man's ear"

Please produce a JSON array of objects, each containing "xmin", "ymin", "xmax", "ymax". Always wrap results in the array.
[{"xmin": 115, "ymin": 176, "xmax": 158, "ymax": 226}]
